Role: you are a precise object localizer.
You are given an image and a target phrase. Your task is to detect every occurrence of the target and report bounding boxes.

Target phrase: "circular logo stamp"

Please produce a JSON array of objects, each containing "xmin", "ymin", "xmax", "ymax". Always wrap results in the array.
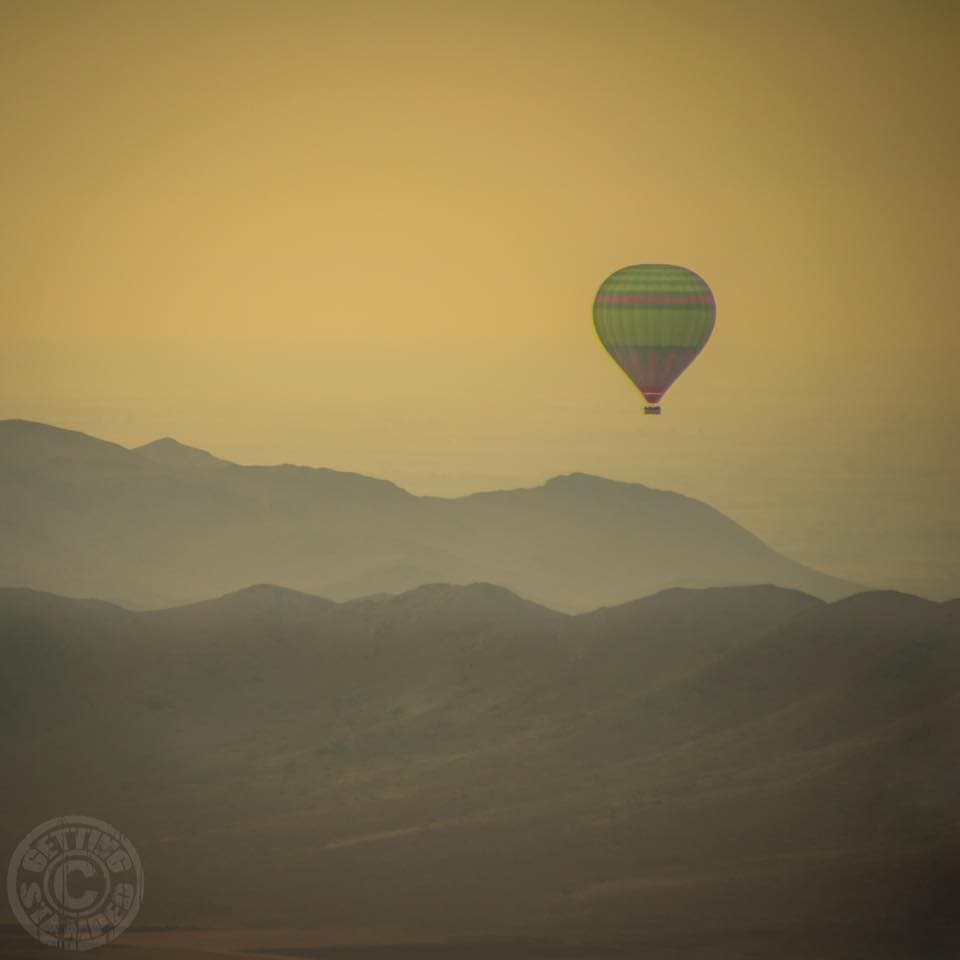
[{"xmin": 7, "ymin": 815, "xmax": 144, "ymax": 951}]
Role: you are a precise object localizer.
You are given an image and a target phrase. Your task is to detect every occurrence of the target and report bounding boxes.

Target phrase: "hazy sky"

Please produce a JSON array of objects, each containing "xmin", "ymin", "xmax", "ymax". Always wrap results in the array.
[{"xmin": 2, "ymin": 0, "xmax": 957, "ymax": 596}]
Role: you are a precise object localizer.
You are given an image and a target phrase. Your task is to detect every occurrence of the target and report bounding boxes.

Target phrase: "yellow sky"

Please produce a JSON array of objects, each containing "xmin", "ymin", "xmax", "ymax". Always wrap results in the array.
[{"xmin": 1, "ymin": 0, "xmax": 958, "ymax": 595}]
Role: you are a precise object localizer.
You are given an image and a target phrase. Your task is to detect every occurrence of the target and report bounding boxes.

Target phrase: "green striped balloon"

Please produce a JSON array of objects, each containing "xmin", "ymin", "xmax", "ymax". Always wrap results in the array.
[{"xmin": 593, "ymin": 264, "xmax": 715, "ymax": 414}]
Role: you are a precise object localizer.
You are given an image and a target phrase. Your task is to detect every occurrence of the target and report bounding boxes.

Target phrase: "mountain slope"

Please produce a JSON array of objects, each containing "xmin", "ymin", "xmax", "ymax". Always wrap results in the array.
[
  {"xmin": 0, "ymin": 419, "xmax": 858, "ymax": 610},
  {"xmin": 0, "ymin": 584, "xmax": 956, "ymax": 956},
  {"xmin": 134, "ymin": 436, "xmax": 232, "ymax": 471}
]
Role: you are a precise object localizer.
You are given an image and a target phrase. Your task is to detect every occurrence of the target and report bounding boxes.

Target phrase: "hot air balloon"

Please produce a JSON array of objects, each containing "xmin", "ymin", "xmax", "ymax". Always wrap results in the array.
[{"xmin": 593, "ymin": 264, "xmax": 715, "ymax": 414}]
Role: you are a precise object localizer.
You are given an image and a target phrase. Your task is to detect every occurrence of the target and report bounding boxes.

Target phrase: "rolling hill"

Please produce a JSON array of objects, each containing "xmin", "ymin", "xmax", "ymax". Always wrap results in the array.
[{"xmin": 1, "ymin": 583, "xmax": 956, "ymax": 957}]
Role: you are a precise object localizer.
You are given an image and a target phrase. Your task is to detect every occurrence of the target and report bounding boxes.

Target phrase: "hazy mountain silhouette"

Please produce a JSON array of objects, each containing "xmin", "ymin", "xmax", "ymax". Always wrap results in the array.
[
  {"xmin": 0, "ymin": 583, "xmax": 956, "ymax": 956},
  {"xmin": 0, "ymin": 420, "xmax": 858, "ymax": 611},
  {"xmin": 135, "ymin": 436, "xmax": 232, "ymax": 471}
]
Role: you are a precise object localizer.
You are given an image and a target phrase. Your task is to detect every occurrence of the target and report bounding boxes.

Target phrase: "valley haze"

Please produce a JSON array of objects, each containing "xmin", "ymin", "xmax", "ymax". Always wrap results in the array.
[{"xmin": 0, "ymin": 419, "xmax": 858, "ymax": 612}]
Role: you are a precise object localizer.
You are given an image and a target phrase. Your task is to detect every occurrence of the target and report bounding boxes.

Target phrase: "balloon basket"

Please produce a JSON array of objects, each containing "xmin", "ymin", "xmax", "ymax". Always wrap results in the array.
[{"xmin": 644, "ymin": 405, "xmax": 662, "ymax": 415}]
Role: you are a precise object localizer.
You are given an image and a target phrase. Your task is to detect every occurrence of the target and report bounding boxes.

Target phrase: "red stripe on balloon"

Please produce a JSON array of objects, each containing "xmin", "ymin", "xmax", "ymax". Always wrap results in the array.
[{"xmin": 595, "ymin": 294, "xmax": 714, "ymax": 305}]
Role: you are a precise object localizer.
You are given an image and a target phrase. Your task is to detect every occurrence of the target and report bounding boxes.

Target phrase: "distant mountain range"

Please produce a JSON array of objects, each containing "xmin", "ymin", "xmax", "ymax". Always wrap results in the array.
[
  {"xmin": 0, "ymin": 583, "xmax": 957, "ymax": 955},
  {"xmin": 0, "ymin": 419, "xmax": 858, "ymax": 610}
]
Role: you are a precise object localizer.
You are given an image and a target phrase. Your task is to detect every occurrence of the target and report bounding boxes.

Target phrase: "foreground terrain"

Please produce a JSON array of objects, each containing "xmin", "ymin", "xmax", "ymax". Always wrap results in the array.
[{"xmin": 1, "ymin": 582, "xmax": 957, "ymax": 958}]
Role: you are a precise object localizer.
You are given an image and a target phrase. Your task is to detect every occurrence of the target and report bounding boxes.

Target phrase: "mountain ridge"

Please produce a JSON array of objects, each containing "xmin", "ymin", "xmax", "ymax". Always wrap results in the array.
[
  {"xmin": 0, "ymin": 419, "xmax": 861, "ymax": 611},
  {"xmin": 2, "ymin": 580, "xmax": 952, "ymax": 621}
]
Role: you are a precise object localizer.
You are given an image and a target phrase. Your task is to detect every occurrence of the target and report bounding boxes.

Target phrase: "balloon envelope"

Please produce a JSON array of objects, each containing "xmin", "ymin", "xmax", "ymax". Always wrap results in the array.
[{"xmin": 593, "ymin": 264, "xmax": 715, "ymax": 408}]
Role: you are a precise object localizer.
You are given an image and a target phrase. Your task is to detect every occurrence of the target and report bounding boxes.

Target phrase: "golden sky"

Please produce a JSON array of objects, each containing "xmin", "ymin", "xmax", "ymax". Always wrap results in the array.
[{"xmin": 1, "ymin": 0, "xmax": 958, "ymax": 595}]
